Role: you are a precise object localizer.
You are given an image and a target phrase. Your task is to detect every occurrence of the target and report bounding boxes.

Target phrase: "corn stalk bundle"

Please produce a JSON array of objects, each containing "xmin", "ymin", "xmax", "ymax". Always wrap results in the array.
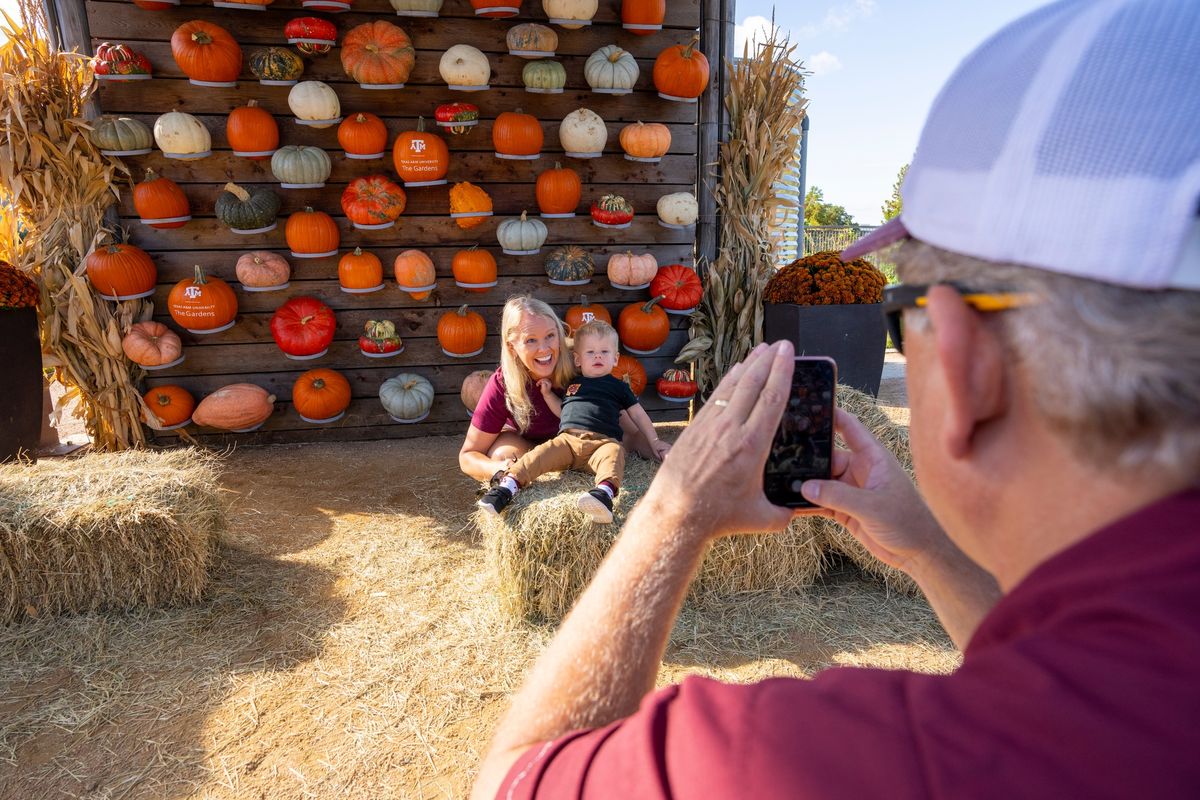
[
  {"xmin": 0, "ymin": 1, "xmax": 149, "ymax": 450},
  {"xmin": 676, "ymin": 30, "xmax": 807, "ymax": 396}
]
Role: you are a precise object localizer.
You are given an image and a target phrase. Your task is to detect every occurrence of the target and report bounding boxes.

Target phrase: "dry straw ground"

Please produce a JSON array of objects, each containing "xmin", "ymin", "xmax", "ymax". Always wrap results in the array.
[{"xmin": 0, "ymin": 413, "xmax": 955, "ymax": 799}]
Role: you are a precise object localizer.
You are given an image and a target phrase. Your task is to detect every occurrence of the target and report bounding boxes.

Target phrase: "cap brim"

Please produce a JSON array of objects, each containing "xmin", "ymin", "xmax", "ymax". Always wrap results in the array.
[{"xmin": 840, "ymin": 218, "xmax": 909, "ymax": 262}]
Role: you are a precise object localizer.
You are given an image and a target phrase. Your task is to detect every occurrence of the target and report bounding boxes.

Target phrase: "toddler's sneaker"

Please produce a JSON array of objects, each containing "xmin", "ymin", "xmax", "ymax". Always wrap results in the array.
[
  {"xmin": 577, "ymin": 488, "xmax": 614, "ymax": 524},
  {"xmin": 478, "ymin": 486, "xmax": 513, "ymax": 515}
]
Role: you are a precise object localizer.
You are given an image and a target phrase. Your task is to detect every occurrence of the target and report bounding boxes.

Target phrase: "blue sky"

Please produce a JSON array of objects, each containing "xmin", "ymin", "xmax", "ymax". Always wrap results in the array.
[{"xmin": 738, "ymin": 0, "xmax": 1048, "ymax": 224}]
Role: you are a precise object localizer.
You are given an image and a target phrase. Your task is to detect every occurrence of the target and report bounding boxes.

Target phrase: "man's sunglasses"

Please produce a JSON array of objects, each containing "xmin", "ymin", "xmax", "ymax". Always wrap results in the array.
[{"xmin": 882, "ymin": 283, "xmax": 1040, "ymax": 355}]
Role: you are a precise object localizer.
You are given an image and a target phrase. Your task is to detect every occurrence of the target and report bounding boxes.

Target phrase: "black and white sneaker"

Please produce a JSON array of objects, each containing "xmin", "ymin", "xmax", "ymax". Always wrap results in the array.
[
  {"xmin": 478, "ymin": 486, "xmax": 514, "ymax": 516},
  {"xmin": 577, "ymin": 488, "xmax": 614, "ymax": 524}
]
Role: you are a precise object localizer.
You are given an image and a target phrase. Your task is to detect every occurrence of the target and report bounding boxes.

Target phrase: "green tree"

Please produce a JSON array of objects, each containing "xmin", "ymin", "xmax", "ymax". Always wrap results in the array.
[
  {"xmin": 804, "ymin": 186, "xmax": 857, "ymax": 227},
  {"xmin": 881, "ymin": 163, "xmax": 908, "ymax": 221}
]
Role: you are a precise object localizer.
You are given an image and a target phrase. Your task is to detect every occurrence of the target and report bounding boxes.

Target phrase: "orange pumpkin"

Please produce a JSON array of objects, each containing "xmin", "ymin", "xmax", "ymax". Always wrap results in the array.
[
  {"xmin": 293, "ymin": 368, "xmax": 352, "ymax": 423},
  {"xmin": 622, "ymin": 0, "xmax": 666, "ymax": 34},
  {"xmin": 437, "ymin": 304, "xmax": 487, "ymax": 357},
  {"xmin": 393, "ymin": 249, "xmax": 436, "ymax": 300},
  {"xmin": 168, "ymin": 264, "xmax": 238, "ymax": 333},
  {"xmin": 392, "ymin": 117, "xmax": 450, "ymax": 185},
  {"xmin": 612, "ymin": 353, "xmax": 647, "ymax": 396},
  {"xmin": 471, "ymin": 0, "xmax": 520, "ymax": 18},
  {"xmin": 340, "ymin": 20, "xmax": 415, "ymax": 86},
  {"xmin": 142, "ymin": 385, "xmax": 195, "ymax": 428},
  {"xmin": 535, "ymin": 161, "xmax": 582, "ymax": 217},
  {"xmin": 449, "ymin": 181, "xmax": 493, "ymax": 229},
  {"xmin": 653, "ymin": 34, "xmax": 709, "ymax": 101},
  {"xmin": 133, "ymin": 168, "xmax": 191, "ymax": 228},
  {"xmin": 285, "ymin": 207, "xmax": 340, "ymax": 257},
  {"xmin": 339, "ymin": 247, "xmax": 384, "ymax": 292},
  {"xmin": 227, "ymin": 100, "xmax": 279, "ymax": 158},
  {"xmin": 493, "ymin": 109, "xmax": 543, "ymax": 158},
  {"xmin": 192, "ymin": 383, "xmax": 275, "ymax": 431},
  {"xmin": 338, "ymin": 112, "xmax": 388, "ymax": 158},
  {"xmin": 122, "ymin": 320, "xmax": 183, "ymax": 368},
  {"xmin": 85, "ymin": 242, "xmax": 157, "ymax": 300},
  {"xmin": 564, "ymin": 294, "xmax": 611, "ymax": 332},
  {"xmin": 341, "ymin": 174, "xmax": 407, "ymax": 228},
  {"xmin": 452, "ymin": 245, "xmax": 497, "ymax": 292},
  {"xmin": 617, "ymin": 296, "xmax": 669, "ymax": 353},
  {"xmin": 460, "ymin": 369, "xmax": 493, "ymax": 411},
  {"xmin": 619, "ymin": 121, "xmax": 671, "ymax": 160},
  {"xmin": 170, "ymin": 20, "xmax": 241, "ymax": 85}
]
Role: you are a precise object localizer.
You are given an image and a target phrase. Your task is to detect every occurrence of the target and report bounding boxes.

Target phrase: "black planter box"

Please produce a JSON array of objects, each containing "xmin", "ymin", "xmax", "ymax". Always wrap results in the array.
[
  {"xmin": 763, "ymin": 302, "xmax": 887, "ymax": 396},
  {"xmin": 1, "ymin": 307, "xmax": 42, "ymax": 463}
]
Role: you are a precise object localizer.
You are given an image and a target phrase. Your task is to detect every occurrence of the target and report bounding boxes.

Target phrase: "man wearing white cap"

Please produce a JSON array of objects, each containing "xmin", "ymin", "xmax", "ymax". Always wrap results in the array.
[{"xmin": 472, "ymin": 1, "xmax": 1200, "ymax": 797}]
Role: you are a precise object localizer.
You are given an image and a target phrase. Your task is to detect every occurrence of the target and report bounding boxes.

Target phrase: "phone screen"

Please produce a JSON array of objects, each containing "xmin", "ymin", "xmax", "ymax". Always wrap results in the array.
[{"xmin": 763, "ymin": 357, "xmax": 837, "ymax": 507}]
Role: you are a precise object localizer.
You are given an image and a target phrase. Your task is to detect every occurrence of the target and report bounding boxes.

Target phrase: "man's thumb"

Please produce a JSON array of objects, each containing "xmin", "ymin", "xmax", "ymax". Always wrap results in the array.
[{"xmin": 801, "ymin": 479, "xmax": 870, "ymax": 517}]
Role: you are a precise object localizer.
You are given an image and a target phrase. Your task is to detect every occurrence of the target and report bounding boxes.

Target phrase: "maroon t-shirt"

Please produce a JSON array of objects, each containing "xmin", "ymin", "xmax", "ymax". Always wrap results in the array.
[
  {"xmin": 500, "ymin": 489, "xmax": 1200, "ymax": 798},
  {"xmin": 470, "ymin": 368, "xmax": 563, "ymax": 444}
]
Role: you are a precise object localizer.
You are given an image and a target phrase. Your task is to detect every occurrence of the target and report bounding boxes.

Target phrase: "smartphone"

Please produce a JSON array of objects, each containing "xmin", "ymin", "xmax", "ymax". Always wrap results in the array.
[{"xmin": 763, "ymin": 356, "xmax": 837, "ymax": 508}]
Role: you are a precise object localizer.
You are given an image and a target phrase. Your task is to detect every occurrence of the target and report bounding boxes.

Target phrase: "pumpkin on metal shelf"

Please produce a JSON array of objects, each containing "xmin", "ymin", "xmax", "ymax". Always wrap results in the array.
[
  {"xmin": 153, "ymin": 110, "xmax": 211, "ymax": 159},
  {"xmin": 359, "ymin": 319, "xmax": 404, "ymax": 357},
  {"xmin": 393, "ymin": 117, "xmax": 449, "ymax": 186},
  {"xmin": 339, "ymin": 113, "xmax": 389, "ymax": 158},
  {"xmin": 293, "ymin": 369, "xmax": 351, "ymax": 424},
  {"xmin": 612, "ymin": 353, "xmax": 647, "ymax": 396},
  {"xmin": 544, "ymin": 245, "xmax": 594, "ymax": 286},
  {"xmin": 285, "ymin": 207, "xmax": 340, "ymax": 258},
  {"xmin": 452, "ymin": 245, "xmax": 497, "ymax": 291},
  {"xmin": 341, "ymin": 20, "xmax": 415, "ymax": 88},
  {"xmin": 507, "ymin": 22, "xmax": 557, "ymax": 57},
  {"xmin": 85, "ymin": 242, "xmax": 157, "ymax": 301},
  {"xmin": 460, "ymin": 369, "xmax": 493, "ymax": 412},
  {"xmin": 435, "ymin": 102, "xmax": 479, "ymax": 135},
  {"xmin": 621, "ymin": 0, "xmax": 666, "ymax": 34},
  {"xmin": 543, "ymin": 0, "xmax": 598, "ymax": 29},
  {"xmin": 437, "ymin": 304, "xmax": 487, "ymax": 358},
  {"xmin": 122, "ymin": 321, "xmax": 183, "ymax": 370},
  {"xmin": 591, "ymin": 194, "xmax": 635, "ymax": 228},
  {"xmin": 289, "ymin": 81, "xmax": 342, "ymax": 128},
  {"xmin": 285, "ymin": 17, "xmax": 338, "ymax": 56},
  {"xmin": 564, "ymin": 294, "xmax": 610, "ymax": 330},
  {"xmin": 192, "ymin": 383, "xmax": 275, "ymax": 432},
  {"xmin": 302, "ymin": 0, "xmax": 352, "ymax": 12},
  {"xmin": 339, "ymin": 247, "xmax": 385, "ymax": 293},
  {"xmin": 617, "ymin": 296, "xmax": 669, "ymax": 354},
  {"xmin": 227, "ymin": 100, "xmax": 279, "ymax": 159},
  {"xmin": 471, "ymin": 0, "xmax": 520, "ymax": 18},
  {"xmin": 522, "ymin": 59, "xmax": 566, "ymax": 94},
  {"xmin": 134, "ymin": 168, "xmax": 190, "ymax": 229},
  {"xmin": 341, "ymin": 174, "xmax": 407, "ymax": 230},
  {"xmin": 249, "ymin": 47, "xmax": 304, "ymax": 85},
  {"xmin": 270, "ymin": 295, "xmax": 337, "ymax": 360},
  {"xmin": 657, "ymin": 191, "xmax": 699, "ymax": 228},
  {"xmin": 170, "ymin": 21, "xmax": 240, "ymax": 87},
  {"xmin": 492, "ymin": 109, "xmax": 543, "ymax": 160},
  {"xmin": 393, "ymin": 249, "xmax": 436, "ymax": 300},
  {"xmin": 91, "ymin": 116, "xmax": 153, "ymax": 155},
  {"xmin": 585, "ymin": 45, "xmax": 639, "ymax": 94},
  {"xmin": 215, "ymin": 183, "xmax": 282, "ymax": 235},
  {"xmin": 449, "ymin": 182, "xmax": 493, "ymax": 229},
  {"xmin": 380, "ymin": 372, "xmax": 434, "ymax": 423},
  {"xmin": 619, "ymin": 121, "xmax": 671, "ymax": 162},
  {"xmin": 653, "ymin": 34, "xmax": 710, "ymax": 102},
  {"xmin": 272, "ymin": 145, "xmax": 332, "ymax": 188},
  {"xmin": 656, "ymin": 368, "xmax": 697, "ymax": 402},
  {"xmin": 236, "ymin": 251, "xmax": 291, "ymax": 292},
  {"xmin": 132, "ymin": 0, "xmax": 179, "ymax": 10},
  {"xmin": 559, "ymin": 107, "xmax": 607, "ymax": 157},
  {"xmin": 142, "ymin": 385, "xmax": 194, "ymax": 430},
  {"xmin": 168, "ymin": 265, "xmax": 238, "ymax": 334},
  {"xmin": 390, "ymin": 0, "xmax": 443, "ymax": 17},
  {"xmin": 650, "ymin": 264, "xmax": 703, "ymax": 313},
  {"xmin": 536, "ymin": 162, "xmax": 581, "ymax": 217},
  {"xmin": 497, "ymin": 211, "xmax": 548, "ymax": 255},
  {"xmin": 92, "ymin": 42, "xmax": 153, "ymax": 80},
  {"xmin": 439, "ymin": 44, "xmax": 490, "ymax": 91},
  {"xmin": 607, "ymin": 251, "xmax": 657, "ymax": 289}
]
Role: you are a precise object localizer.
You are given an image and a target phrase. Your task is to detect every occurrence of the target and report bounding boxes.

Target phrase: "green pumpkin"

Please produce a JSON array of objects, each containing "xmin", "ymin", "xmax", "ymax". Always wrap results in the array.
[
  {"xmin": 215, "ymin": 183, "xmax": 282, "ymax": 232},
  {"xmin": 544, "ymin": 245, "xmax": 594, "ymax": 284},
  {"xmin": 522, "ymin": 60, "xmax": 567, "ymax": 92},
  {"xmin": 90, "ymin": 116, "xmax": 152, "ymax": 152},
  {"xmin": 380, "ymin": 372, "xmax": 435, "ymax": 421},
  {"xmin": 249, "ymin": 47, "xmax": 304, "ymax": 83},
  {"xmin": 271, "ymin": 146, "xmax": 332, "ymax": 186}
]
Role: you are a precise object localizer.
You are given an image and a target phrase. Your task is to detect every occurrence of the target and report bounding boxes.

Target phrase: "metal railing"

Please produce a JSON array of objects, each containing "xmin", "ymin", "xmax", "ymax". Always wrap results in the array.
[{"xmin": 797, "ymin": 224, "xmax": 897, "ymax": 282}]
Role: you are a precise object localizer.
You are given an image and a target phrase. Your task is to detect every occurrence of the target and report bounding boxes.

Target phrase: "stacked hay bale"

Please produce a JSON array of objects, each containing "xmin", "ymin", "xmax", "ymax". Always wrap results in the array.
[
  {"xmin": 0, "ymin": 449, "xmax": 225, "ymax": 623},
  {"xmin": 480, "ymin": 387, "xmax": 917, "ymax": 623}
]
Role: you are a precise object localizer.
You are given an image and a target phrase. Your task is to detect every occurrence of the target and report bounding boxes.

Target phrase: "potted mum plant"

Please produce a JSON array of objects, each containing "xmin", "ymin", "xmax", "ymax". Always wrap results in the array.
[
  {"xmin": 762, "ymin": 250, "xmax": 888, "ymax": 396},
  {"xmin": 1, "ymin": 260, "xmax": 42, "ymax": 462}
]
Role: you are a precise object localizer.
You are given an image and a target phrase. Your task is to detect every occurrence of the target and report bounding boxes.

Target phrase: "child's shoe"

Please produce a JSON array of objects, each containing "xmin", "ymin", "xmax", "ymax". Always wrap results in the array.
[
  {"xmin": 478, "ymin": 486, "xmax": 514, "ymax": 515},
  {"xmin": 577, "ymin": 488, "xmax": 614, "ymax": 524}
]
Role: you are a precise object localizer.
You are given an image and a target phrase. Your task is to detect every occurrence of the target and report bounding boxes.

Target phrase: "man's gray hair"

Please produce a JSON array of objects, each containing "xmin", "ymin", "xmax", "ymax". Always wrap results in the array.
[{"xmin": 894, "ymin": 240, "xmax": 1200, "ymax": 479}]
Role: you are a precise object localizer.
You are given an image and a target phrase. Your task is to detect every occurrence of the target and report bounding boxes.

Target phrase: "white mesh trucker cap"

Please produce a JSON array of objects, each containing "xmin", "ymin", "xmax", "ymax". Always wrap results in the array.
[{"xmin": 842, "ymin": 0, "xmax": 1200, "ymax": 290}]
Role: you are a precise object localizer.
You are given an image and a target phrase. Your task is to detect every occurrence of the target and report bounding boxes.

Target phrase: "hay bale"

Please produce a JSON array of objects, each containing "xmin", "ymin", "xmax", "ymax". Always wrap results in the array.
[
  {"xmin": 480, "ymin": 441, "xmax": 826, "ymax": 623},
  {"xmin": 0, "ymin": 448, "xmax": 225, "ymax": 623}
]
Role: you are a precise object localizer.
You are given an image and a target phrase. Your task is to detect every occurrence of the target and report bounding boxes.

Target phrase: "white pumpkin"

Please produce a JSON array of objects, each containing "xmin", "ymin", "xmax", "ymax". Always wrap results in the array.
[
  {"xmin": 559, "ymin": 108, "xmax": 607, "ymax": 154},
  {"xmin": 153, "ymin": 110, "xmax": 211, "ymax": 157},
  {"xmin": 585, "ymin": 45, "xmax": 639, "ymax": 92},
  {"xmin": 271, "ymin": 146, "xmax": 332, "ymax": 186},
  {"xmin": 497, "ymin": 211, "xmax": 549, "ymax": 254},
  {"xmin": 657, "ymin": 192, "xmax": 699, "ymax": 227},
  {"xmin": 389, "ymin": 0, "xmax": 443, "ymax": 16},
  {"xmin": 439, "ymin": 45, "xmax": 491, "ymax": 88},
  {"xmin": 543, "ymin": 0, "xmax": 598, "ymax": 28},
  {"xmin": 288, "ymin": 81, "xmax": 341, "ymax": 127},
  {"xmin": 380, "ymin": 372, "xmax": 435, "ymax": 421}
]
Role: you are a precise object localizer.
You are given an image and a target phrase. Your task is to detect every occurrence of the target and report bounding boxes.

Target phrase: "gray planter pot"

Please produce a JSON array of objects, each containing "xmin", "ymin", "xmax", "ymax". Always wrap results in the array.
[{"xmin": 763, "ymin": 302, "xmax": 887, "ymax": 396}]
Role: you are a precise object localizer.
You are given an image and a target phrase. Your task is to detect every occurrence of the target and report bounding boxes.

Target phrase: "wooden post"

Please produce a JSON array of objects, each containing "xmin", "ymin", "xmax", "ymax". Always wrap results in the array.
[
  {"xmin": 47, "ymin": 0, "xmax": 89, "ymax": 54},
  {"xmin": 697, "ymin": 0, "xmax": 734, "ymax": 279}
]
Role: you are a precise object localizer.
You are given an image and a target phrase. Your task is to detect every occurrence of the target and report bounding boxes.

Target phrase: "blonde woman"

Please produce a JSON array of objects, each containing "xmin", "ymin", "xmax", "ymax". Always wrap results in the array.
[{"xmin": 459, "ymin": 296, "xmax": 664, "ymax": 483}]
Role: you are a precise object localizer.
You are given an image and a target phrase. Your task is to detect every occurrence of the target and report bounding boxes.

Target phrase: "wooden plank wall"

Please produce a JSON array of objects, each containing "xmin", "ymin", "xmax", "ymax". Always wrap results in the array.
[{"xmin": 83, "ymin": 0, "xmax": 708, "ymax": 444}]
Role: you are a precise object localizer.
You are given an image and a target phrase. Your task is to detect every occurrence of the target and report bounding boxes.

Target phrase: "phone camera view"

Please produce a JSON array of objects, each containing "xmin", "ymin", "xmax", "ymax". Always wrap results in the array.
[{"xmin": 764, "ymin": 359, "xmax": 835, "ymax": 507}]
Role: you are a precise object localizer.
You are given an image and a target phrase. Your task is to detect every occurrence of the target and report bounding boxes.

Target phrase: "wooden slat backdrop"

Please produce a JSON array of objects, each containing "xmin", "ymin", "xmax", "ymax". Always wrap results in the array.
[{"xmin": 83, "ymin": 0, "xmax": 710, "ymax": 444}]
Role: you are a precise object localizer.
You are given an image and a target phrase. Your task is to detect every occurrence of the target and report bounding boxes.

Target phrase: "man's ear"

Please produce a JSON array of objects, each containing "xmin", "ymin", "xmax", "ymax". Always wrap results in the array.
[{"xmin": 924, "ymin": 285, "xmax": 1007, "ymax": 459}]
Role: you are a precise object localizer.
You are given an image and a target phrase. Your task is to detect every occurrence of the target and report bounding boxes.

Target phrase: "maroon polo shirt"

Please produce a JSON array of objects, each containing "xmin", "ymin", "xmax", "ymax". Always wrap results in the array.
[
  {"xmin": 500, "ymin": 489, "xmax": 1200, "ymax": 799},
  {"xmin": 471, "ymin": 368, "xmax": 563, "ymax": 444}
]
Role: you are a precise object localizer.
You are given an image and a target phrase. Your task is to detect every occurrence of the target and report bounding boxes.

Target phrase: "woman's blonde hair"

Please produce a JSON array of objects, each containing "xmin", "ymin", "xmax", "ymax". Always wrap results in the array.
[{"xmin": 500, "ymin": 296, "xmax": 574, "ymax": 433}]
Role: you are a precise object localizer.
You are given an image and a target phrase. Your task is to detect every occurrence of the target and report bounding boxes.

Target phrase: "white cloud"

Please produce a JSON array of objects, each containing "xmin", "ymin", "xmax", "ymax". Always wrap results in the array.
[
  {"xmin": 795, "ymin": 0, "xmax": 878, "ymax": 38},
  {"xmin": 807, "ymin": 51, "xmax": 844, "ymax": 76},
  {"xmin": 734, "ymin": 15, "xmax": 779, "ymax": 57}
]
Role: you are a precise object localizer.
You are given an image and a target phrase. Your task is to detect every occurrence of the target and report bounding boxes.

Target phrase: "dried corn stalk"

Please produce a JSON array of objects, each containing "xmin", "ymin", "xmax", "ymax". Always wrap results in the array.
[
  {"xmin": 0, "ymin": 1, "xmax": 150, "ymax": 450},
  {"xmin": 676, "ymin": 29, "xmax": 807, "ymax": 396}
]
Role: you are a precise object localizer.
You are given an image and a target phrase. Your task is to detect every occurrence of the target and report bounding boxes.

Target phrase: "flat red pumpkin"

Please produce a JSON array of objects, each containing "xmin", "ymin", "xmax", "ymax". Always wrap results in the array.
[{"xmin": 270, "ymin": 295, "xmax": 337, "ymax": 357}]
